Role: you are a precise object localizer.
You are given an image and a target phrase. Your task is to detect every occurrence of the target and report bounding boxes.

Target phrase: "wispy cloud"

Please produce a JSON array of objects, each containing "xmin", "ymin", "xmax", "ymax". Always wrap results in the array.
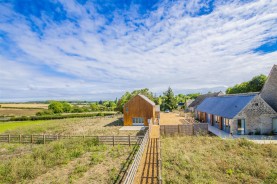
[{"xmin": 0, "ymin": 0, "xmax": 277, "ymax": 101}]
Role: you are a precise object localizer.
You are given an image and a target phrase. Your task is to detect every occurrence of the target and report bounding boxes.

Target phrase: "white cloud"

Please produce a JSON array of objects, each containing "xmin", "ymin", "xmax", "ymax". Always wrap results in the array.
[{"xmin": 0, "ymin": 0, "xmax": 277, "ymax": 101}]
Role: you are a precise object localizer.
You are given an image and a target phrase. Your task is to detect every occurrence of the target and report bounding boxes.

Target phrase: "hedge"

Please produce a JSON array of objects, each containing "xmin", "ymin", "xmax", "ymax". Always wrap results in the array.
[{"xmin": 3, "ymin": 112, "xmax": 118, "ymax": 122}]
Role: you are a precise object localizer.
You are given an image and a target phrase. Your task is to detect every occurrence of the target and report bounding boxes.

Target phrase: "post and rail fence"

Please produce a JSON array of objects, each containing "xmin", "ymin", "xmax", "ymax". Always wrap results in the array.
[{"xmin": 0, "ymin": 134, "xmax": 144, "ymax": 146}]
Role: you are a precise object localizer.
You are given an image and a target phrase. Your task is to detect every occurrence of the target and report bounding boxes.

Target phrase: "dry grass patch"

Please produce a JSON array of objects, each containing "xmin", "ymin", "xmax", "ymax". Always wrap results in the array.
[
  {"xmin": 0, "ymin": 138, "xmax": 136, "ymax": 184},
  {"xmin": 0, "ymin": 108, "xmax": 41, "ymax": 116},
  {"xmin": 2, "ymin": 117, "xmax": 140, "ymax": 136},
  {"xmin": 159, "ymin": 112, "xmax": 184, "ymax": 125},
  {"xmin": 0, "ymin": 103, "xmax": 48, "ymax": 109},
  {"xmin": 162, "ymin": 136, "xmax": 277, "ymax": 184}
]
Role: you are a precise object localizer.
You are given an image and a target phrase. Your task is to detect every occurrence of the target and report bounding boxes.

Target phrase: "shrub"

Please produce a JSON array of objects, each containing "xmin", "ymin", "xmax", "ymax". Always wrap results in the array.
[{"xmin": 48, "ymin": 101, "xmax": 64, "ymax": 113}]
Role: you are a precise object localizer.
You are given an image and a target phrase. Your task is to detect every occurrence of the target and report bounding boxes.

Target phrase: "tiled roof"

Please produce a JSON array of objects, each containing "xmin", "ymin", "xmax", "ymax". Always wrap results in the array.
[
  {"xmin": 188, "ymin": 92, "xmax": 223, "ymax": 108},
  {"xmin": 196, "ymin": 94, "xmax": 257, "ymax": 119}
]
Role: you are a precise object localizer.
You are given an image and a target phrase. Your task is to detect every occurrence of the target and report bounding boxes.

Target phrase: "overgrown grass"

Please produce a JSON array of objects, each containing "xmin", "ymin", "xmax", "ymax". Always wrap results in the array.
[
  {"xmin": 0, "ymin": 117, "xmax": 138, "ymax": 136},
  {"xmin": 0, "ymin": 138, "xmax": 100, "ymax": 183},
  {"xmin": 162, "ymin": 136, "xmax": 277, "ymax": 184},
  {"xmin": 0, "ymin": 139, "xmax": 137, "ymax": 184}
]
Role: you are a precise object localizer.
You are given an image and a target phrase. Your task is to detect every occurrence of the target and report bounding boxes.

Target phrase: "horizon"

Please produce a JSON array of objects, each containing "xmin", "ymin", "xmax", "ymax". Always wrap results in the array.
[{"xmin": 1, "ymin": 0, "xmax": 277, "ymax": 102}]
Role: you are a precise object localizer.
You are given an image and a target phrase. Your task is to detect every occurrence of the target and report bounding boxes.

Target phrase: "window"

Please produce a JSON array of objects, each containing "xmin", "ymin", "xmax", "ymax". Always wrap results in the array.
[
  {"xmin": 132, "ymin": 117, "xmax": 144, "ymax": 125},
  {"xmin": 125, "ymin": 107, "xmax": 128, "ymax": 112}
]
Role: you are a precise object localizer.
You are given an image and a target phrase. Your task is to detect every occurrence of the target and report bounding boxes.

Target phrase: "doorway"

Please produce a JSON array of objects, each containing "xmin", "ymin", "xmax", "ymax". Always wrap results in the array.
[{"xmin": 237, "ymin": 119, "xmax": 245, "ymax": 135}]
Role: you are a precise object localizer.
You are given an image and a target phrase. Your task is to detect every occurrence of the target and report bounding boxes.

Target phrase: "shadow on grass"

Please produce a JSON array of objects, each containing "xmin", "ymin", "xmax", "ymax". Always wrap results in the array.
[
  {"xmin": 104, "ymin": 118, "xmax": 124, "ymax": 127},
  {"xmin": 112, "ymin": 143, "xmax": 140, "ymax": 184}
]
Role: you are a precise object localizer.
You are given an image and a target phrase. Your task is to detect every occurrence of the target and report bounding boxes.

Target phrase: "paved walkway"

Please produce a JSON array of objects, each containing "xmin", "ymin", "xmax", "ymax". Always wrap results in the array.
[
  {"xmin": 208, "ymin": 125, "xmax": 277, "ymax": 144},
  {"xmin": 134, "ymin": 138, "xmax": 159, "ymax": 184},
  {"xmin": 119, "ymin": 126, "xmax": 146, "ymax": 131}
]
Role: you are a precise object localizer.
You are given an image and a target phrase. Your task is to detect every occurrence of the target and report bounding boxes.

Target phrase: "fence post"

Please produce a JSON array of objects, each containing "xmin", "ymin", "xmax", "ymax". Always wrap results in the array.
[
  {"xmin": 8, "ymin": 134, "xmax": 10, "ymax": 143},
  {"xmin": 43, "ymin": 135, "xmax": 46, "ymax": 144},
  {"xmin": 178, "ymin": 125, "xmax": 180, "ymax": 134},
  {"xmin": 83, "ymin": 135, "xmax": 85, "ymax": 140},
  {"xmin": 113, "ymin": 136, "xmax": 115, "ymax": 146},
  {"xmin": 128, "ymin": 135, "xmax": 131, "ymax": 146},
  {"xmin": 31, "ymin": 135, "xmax": 33, "ymax": 144},
  {"xmin": 19, "ymin": 134, "xmax": 22, "ymax": 143},
  {"xmin": 56, "ymin": 135, "xmax": 58, "ymax": 140}
]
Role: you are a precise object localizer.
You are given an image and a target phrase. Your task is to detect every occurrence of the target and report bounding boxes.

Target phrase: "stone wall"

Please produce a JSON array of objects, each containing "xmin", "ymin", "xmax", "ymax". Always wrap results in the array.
[
  {"xmin": 234, "ymin": 95, "xmax": 276, "ymax": 134},
  {"xmin": 261, "ymin": 65, "xmax": 277, "ymax": 112}
]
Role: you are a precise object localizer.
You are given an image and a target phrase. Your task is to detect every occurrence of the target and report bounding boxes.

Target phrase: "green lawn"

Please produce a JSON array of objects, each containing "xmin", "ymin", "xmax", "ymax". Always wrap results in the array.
[{"xmin": 0, "ymin": 121, "xmax": 46, "ymax": 134}]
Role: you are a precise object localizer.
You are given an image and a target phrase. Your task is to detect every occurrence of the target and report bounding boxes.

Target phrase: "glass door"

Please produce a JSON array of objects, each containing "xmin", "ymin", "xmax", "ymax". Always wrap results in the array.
[
  {"xmin": 273, "ymin": 118, "xmax": 277, "ymax": 134},
  {"xmin": 237, "ymin": 119, "xmax": 245, "ymax": 135}
]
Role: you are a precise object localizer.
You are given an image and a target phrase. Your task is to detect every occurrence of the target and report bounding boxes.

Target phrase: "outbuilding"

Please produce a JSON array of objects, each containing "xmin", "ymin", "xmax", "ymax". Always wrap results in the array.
[{"xmin": 123, "ymin": 94, "xmax": 159, "ymax": 126}]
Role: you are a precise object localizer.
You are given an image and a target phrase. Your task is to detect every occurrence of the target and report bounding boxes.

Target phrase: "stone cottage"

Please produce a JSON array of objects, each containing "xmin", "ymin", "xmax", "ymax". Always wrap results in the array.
[
  {"xmin": 195, "ymin": 93, "xmax": 276, "ymax": 135},
  {"xmin": 195, "ymin": 65, "xmax": 277, "ymax": 135}
]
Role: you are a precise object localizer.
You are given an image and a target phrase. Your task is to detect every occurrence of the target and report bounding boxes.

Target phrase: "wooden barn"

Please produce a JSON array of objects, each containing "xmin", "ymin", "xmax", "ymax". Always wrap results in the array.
[{"xmin": 123, "ymin": 94, "xmax": 159, "ymax": 126}]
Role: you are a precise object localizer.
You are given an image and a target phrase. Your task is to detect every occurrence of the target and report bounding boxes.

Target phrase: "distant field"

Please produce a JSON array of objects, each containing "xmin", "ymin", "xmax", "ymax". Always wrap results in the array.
[
  {"xmin": 0, "ymin": 103, "xmax": 48, "ymax": 109},
  {"xmin": 0, "ymin": 108, "xmax": 41, "ymax": 116},
  {"xmin": 162, "ymin": 136, "xmax": 277, "ymax": 184},
  {"xmin": 0, "ymin": 116, "xmax": 140, "ymax": 136}
]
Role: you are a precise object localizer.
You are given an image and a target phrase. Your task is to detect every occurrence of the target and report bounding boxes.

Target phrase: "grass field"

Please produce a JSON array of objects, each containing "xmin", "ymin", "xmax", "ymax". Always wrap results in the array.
[
  {"xmin": 0, "ymin": 138, "xmax": 135, "ymax": 184},
  {"xmin": 0, "ymin": 108, "xmax": 42, "ymax": 116},
  {"xmin": 0, "ymin": 103, "xmax": 48, "ymax": 109},
  {"xmin": 0, "ymin": 116, "xmax": 140, "ymax": 136},
  {"xmin": 162, "ymin": 136, "xmax": 277, "ymax": 184}
]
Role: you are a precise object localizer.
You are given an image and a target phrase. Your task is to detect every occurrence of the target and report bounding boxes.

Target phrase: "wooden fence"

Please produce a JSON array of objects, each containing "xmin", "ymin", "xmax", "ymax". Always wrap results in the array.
[
  {"xmin": 123, "ymin": 130, "xmax": 149, "ymax": 184},
  {"xmin": 0, "ymin": 134, "xmax": 144, "ymax": 146},
  {"xmin": 160, "ymin": 123, "xmax": 208, "ymax": 136}
]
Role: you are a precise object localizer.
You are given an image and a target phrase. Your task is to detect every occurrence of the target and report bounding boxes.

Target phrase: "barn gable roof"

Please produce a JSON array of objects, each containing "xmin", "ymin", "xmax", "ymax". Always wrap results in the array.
[
  {"xmin": 188, "ymin": 92, "xmax": 223, "ymax": 108},
  {"xmin": 196, "ymin": 94, "xmax": 257, "ymax": 119},
  {"xmin": 138, "ymin": 94, "xmax": 155, "ymax": 106}
]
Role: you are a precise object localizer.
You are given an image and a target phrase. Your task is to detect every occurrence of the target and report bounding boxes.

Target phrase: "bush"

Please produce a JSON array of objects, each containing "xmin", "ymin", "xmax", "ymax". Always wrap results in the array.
[
  {"xmin": 48, "ymin": 101, "xmax": 64, "ymax": 113},
  {"xmin": 36, "ymin": 110, "xmax": 54, "ymax": 116}
]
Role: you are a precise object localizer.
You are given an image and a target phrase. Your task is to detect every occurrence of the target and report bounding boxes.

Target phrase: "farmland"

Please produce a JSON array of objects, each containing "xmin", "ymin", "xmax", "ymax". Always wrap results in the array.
[
  {"xmin": 0, "ymin": 116, "xmax": 140, "ymax": 136},
  {"xmin": 162, "ymin": 136, "xmax": 277, "ymax": 184},
  {"xmin": 0, "ymin": 108, "xmax": 42, "ymax": 116},
  {"xmin": 0, "ymin": 103, "xmax": 48, "ymax": 109},
  {"xmin": 0, "ymin": 138, "xmax": 135, "ymax": 184},
  {"xmin": 0, "ymin": 116, "xmax": 141, "ymax": 184}
]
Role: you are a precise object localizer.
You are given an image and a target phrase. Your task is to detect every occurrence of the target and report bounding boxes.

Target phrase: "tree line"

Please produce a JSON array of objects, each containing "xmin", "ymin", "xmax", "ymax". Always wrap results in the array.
[
  {"xmin": 37, "ymin": 100, "xmax": 117, "ymax": 116},
  {"xmin": 116, "ymin": 87, "xmax": 200, "ymax": 112},
  {"xmin": 226, "ymin": 74, "xmax": 267, "ymax": 94}
]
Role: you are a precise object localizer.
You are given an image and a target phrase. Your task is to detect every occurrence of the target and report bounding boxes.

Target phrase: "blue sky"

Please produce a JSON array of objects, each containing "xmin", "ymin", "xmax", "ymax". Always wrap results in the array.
[{"xmin": 0, "ymin": 0, "xmax": 277, "ymax": 102}]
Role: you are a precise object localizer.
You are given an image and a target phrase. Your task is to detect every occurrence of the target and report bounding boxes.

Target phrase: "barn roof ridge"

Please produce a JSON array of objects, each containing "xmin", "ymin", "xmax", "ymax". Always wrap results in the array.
[{"xmin": 137, "ymin": 94, "xmax": 156, "ymax": 106}]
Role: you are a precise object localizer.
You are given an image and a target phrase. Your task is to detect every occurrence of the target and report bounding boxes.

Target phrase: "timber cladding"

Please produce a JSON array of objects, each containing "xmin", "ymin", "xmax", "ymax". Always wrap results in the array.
[
  {"xmin": 123, "ymin": 95, "xmax": 156, "ymax": 126},
  {"xmin": 160, "ymin": 124, "xmax": 208, "ymax": 136}
]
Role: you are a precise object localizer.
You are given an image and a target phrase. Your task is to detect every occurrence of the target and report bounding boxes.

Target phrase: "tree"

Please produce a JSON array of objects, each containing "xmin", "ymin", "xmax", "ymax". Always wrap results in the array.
[
  {"xmin": 116, "ymin": 88, "xmax": 155, "ymax": 112},
  {"xmin": 248, "ymin": 74, "xmax": 267, "ymax": 92},
  {"xmin": 62, "ymin": 102, "xmax": 72, "ymax": 113},
  {"xmin": 48, "ymin": 101, "xmax": 64, "ymax": 113},
  {"xmin": 161, "ymin": 87, "xmax": 177, "ymax": 111},
  {"xmin": 90, "ymin": 103, "xmax": 99, "ymax": 111},
  {"xmin": 226, "ymin": 74, "xmax": 267, "ymax": 94}
]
